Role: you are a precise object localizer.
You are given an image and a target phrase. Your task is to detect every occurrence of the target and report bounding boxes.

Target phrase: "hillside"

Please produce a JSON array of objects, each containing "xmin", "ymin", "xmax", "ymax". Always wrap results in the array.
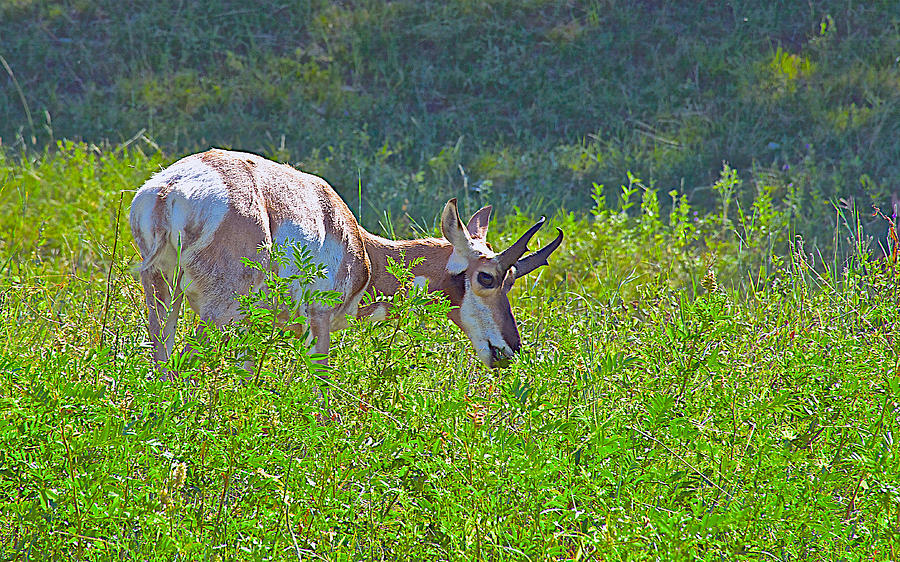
[{"xmin": 2, "ymin": 1, "xmax": 899, "ymax": 239}]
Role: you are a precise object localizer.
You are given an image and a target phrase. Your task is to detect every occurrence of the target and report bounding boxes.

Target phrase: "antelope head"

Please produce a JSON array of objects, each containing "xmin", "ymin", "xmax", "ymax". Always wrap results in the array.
[{"xmin": 440, "ymin": 198, "xmax": 563, "ymax": 367}]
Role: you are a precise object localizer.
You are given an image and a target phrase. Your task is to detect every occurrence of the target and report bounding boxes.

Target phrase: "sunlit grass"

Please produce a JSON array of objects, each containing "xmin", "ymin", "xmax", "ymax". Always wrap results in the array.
[{"xmin": 1, "ymin": 148, "xmax": 897, "ymax": 559}]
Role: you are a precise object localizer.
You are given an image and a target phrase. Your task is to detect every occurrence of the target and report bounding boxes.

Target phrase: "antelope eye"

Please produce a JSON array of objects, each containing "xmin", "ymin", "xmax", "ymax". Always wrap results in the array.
[{"xmin": 477, "ymin": 272, "xmax": 496, "ymax": 288}]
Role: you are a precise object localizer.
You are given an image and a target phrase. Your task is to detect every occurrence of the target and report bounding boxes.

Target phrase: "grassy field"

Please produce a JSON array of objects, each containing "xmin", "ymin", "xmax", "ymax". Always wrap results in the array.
[
  {"xmin": 0, "ymin": 145, "xmax": 898, "ymax": 559},
  {"xmin": 2, "ymin": 0, "xmax": 900, "ymax": 559}
]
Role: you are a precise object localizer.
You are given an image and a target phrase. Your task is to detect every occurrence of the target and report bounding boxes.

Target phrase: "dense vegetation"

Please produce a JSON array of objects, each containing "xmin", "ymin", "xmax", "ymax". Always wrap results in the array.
[
  {"xmin": 1, "ymin": 143, "xmax": 898, "ymax": 559},
  {"xmin": 1, "ymin": 1, "xmax": 899, "ymax": 560}
]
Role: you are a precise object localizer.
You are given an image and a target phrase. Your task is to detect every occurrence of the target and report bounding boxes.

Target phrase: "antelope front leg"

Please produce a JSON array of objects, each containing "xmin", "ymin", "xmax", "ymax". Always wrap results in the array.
[
  {"xmin": 310, "ymin": 317, "xmax": 331, "ymax": 364},
  {"xmin": 305, "ymin": 316, "xmax": 332, "ymax": 402}
]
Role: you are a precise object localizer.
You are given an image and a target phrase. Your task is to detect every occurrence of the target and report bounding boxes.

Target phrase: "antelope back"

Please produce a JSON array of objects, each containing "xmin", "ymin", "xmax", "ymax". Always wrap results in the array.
[{"xmin": 129, "ymin": 149, "xmax": 371, "ymax": 325}]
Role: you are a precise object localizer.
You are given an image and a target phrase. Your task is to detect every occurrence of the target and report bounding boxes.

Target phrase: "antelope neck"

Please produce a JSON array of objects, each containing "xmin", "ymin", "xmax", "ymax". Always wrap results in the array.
[{"xmin": 360, "ymin": 229, "xmax": 456, "ymax": 296}]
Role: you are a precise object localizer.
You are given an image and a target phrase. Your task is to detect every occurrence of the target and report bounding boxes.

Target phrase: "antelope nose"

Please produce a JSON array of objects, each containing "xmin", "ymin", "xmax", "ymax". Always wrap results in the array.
[{"xmin": 488, "ymin": 344, "xmax": 514, "ymax": 368}]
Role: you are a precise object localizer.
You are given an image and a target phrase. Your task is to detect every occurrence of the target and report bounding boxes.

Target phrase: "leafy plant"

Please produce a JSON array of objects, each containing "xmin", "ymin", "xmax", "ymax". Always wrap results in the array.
[
  {"xmin": 172, "ymin": 240, "xmax": 343, "ymax": 387},
  {"xmin": 339, "ymin": 253, "xmax": 454, "ymax": 410}
]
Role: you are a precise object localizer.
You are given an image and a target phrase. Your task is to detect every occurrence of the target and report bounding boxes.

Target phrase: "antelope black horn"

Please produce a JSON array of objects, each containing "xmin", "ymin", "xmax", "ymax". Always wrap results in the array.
[
  {"xmin": 514, "ymin": 228, "xmax": 563, "ymax": 278},
  {"xmin": 497, "ymin": 217, "xmax": 546, "ymax": 272}
]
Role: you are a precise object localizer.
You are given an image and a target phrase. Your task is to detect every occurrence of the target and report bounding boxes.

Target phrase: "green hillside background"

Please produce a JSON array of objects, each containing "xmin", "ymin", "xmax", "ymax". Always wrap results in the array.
[{"xmin": 3, "ymin": 0, "xmax": 899, "ymax": 241}]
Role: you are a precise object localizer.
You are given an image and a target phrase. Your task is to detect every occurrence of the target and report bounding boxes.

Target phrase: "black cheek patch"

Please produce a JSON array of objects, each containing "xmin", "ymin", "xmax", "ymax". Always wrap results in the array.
[
  {"xmin": 498, "ymin": 298, "xmax": 521, "ymax": 353},
  {"xmin": 447, "ymin": 273, "xmax": 466, "ymax": 307}
]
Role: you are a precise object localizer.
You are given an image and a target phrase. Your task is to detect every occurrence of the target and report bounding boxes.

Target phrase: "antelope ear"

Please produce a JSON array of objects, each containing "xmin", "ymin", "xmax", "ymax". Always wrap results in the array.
[
  {"xmin": 466, "ymin": 205, "xmax": 492, "ymax": 240},
  {"xmin": 441, "ymin": 199, "xmax": 472, "ymax": 250}
]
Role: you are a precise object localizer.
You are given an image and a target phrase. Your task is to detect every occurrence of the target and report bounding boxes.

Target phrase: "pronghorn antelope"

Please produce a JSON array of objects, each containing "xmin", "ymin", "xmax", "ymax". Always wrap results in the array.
[{"xmin": 129, "ymin": 149, "xmax": 562, "ymax": 371}]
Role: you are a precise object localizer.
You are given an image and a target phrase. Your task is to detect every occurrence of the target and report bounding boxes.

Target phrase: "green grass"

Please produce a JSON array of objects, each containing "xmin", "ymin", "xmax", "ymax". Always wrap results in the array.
[
  {"xmin": 2, "ymin": 2, "xmax": 900, "ymax": 558},
  {"xmin": 1, "ymin": 147, "xmax": 898, "ymax": 559},
  {"xmin": 2, "ymin": 1, "xmax": 900, "ymax": 240}
]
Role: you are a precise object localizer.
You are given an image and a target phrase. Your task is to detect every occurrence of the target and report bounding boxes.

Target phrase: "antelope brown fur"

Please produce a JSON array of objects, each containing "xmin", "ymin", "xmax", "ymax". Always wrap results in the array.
[{"xmin": 129, "ymin": 149, "xmax": 563, "ymax": 372}]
